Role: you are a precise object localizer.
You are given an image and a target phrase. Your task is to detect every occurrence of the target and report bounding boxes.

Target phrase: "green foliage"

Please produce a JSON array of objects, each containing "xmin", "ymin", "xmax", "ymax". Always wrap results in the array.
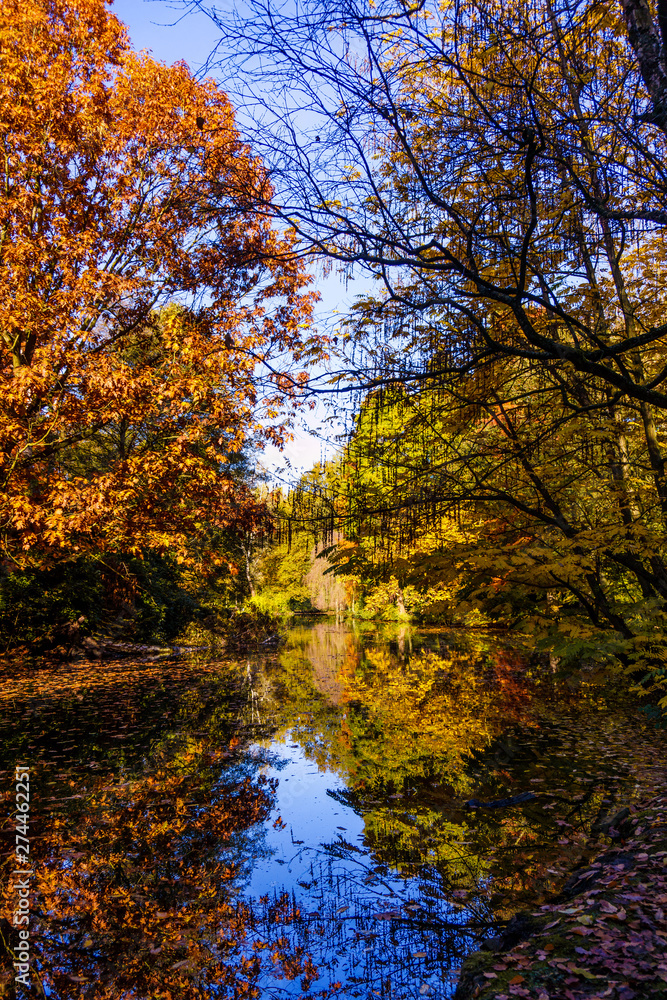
[
  {"xmin": 0, "ymin": 552, "xmax": 233, "ymax": 649},
  {"xmin": 0, "ymin": 559, "xmax": 108, "ymax": 648},
  {"xmin": 251, "ymin": 538, "xmax": 315, "ymax": 616},
  {"xmin": 262, "ymin": 373, "xmax": 667, "ymax": 717},
  {"xmin": 350, "ymin": 577, "xmax": 409, "ymax": 620},
  {"xmin": 293, "ymin": 375, "xmax": 667, "ymax": 714}
]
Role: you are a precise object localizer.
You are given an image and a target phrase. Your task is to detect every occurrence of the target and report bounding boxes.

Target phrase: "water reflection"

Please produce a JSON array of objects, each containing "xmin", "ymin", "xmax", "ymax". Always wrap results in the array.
[
  {"xmin": 1, "ymin": 624, "xmax": 666, "ymax": 999},
  {"xmin": 238, "ymin": 736, "xmax": 480, "ymax": 998},
  {"xmin": 0, "ymin": 659, "xmax": 288, "ymax": 998},
  {"xmin": 228, "ymin": 624, "xmax": 535, "ymax": 997}
]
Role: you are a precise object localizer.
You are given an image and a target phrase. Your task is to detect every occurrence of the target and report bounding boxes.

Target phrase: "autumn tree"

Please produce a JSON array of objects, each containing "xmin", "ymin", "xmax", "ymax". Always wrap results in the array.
[
  {"xmin": 0, "ymin": 0, "xmax": 319, "ymax": 583},
  {"xmin": 190, "ymin": 0, "xmax": 667, "ymax": 701}
]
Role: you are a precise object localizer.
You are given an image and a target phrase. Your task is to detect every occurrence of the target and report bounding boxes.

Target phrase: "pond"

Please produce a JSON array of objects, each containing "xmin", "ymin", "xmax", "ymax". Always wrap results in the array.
[{"xmin": 1, "ymin": 622, "xmax": 666, "ymax": 999}]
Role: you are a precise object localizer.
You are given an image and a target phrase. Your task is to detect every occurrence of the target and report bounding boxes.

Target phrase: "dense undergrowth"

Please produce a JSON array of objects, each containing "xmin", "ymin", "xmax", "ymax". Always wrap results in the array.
[{"xmin": 0, "ymin": 554, "xmax": 280, "ymax": 657}]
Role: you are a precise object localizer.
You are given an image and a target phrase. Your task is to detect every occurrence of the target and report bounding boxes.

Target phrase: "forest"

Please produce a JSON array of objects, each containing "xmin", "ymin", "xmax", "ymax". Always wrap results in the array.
[
  {"xmin": 3, "ymin": 0, "xmax": 667, "ymax": 709},
  {"xmin": 1, "ymin": 0, "xmax": 667, "ymax": 999}
]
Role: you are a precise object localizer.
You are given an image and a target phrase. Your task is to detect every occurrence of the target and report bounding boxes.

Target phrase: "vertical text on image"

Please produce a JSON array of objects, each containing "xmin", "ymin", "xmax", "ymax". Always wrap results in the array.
[{"xmin": 13, "ymin": 764, "xmax": 32, "ymax": 989}]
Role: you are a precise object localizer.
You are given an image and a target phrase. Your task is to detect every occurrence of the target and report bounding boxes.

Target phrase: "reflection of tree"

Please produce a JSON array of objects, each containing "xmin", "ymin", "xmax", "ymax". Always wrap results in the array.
[
  {"xmin": 253, "ymin": 626, "xmax": 533, "ymax": 805},
  {"xmin": 255, "ymin": 626, "xmax": 355, "ymax": 772},
  {"xmin": 303, "ymin": 623, "xmax": 357, "ymax": 705},
  {"xmin": 248, "ymin": 859, "xmax": 485, "ymax": 999},
  {"xmin": 250, "ymin": 629, "xmax": 539, "ymax": 900},
  {"xmin": 249, "ymin": 629, "xmax": 617, "ymax": 916},
  {"xmin": 0, "ymin": 660, "xmax": 318, "ymax": 999},
  {"xmin": 339, "ymin": 643, "xmax": 532, "ymax": 797},
  {"xmin": 328, "ymin": 641, "xmax": 537, "ymax": 896},
  {"xmin": 31, "ymin": 752, "xmax": 271, "ymax": 996}
]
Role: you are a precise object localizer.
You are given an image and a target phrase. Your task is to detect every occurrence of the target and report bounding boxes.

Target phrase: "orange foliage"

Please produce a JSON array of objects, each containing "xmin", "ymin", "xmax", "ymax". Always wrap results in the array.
[
  {"xmin": 0, "ymin": 0, "xmax": 320, "ymax": 570},
  {"xmin": 0, "ymin": 657, "xmax": 318, "ymax": 997}
]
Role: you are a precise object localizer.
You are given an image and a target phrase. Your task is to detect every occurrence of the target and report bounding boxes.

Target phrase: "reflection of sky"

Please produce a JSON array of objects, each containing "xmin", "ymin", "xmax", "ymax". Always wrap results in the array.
[
  {"xmin": 245, "ymin": 734, "xmax": 367, "ymax": 898},
  {"xmin": 236, "ymin": 735, "xmax": 466, "ymax": 998}
]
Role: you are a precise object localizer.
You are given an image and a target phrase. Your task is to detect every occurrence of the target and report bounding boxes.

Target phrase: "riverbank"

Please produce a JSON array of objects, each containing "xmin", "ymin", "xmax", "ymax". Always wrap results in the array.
[
  {"xmin": 455, "ymin": 797, "xmax": 667, "ymax": 1000},
  {"xmin": 3, "ymin": 607, "xmax": 283, "ymax": 662}
]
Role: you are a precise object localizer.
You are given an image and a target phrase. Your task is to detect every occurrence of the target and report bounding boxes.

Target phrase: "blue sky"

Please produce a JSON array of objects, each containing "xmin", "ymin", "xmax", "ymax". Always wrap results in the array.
[
  {"xmin": 112, "ymin": 0, "xmax": 368, "ymax": 479},
  {"xmin": 112, "ymin": 1, "xmax": 214, "ymax": 72}
]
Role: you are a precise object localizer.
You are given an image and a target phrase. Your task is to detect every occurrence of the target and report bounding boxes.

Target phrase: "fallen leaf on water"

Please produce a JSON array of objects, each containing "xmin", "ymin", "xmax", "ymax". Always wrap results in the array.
[{"xmin": 568, "ymin": 964, "xmax": 601, "ymax": 980}]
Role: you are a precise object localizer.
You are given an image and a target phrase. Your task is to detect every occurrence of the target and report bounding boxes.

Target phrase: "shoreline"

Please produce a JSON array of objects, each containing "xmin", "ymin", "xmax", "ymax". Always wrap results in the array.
[{"xmin": 454, "ymin": 797, "xmax": 667, "ymax": 1000}]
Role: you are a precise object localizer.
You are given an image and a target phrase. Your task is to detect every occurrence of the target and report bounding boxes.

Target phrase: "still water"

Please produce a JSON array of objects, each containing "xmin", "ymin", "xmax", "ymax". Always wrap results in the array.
[{"xmin": 1, "ymin": 621, "xmax": 665, "ymax": 999}]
